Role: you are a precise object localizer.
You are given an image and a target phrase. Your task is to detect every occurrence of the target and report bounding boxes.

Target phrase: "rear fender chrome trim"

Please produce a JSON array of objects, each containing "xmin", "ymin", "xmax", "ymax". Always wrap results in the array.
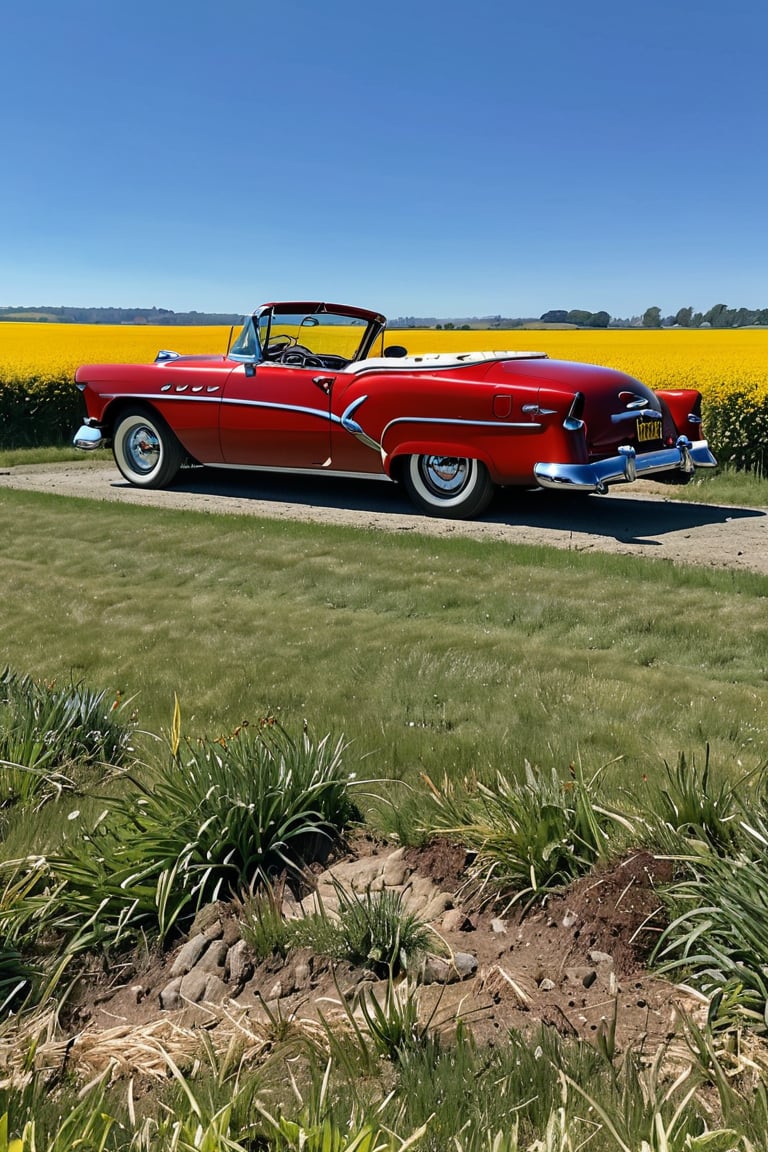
[
  {"xmin": 340, "ymin": 396, "xmax": 381, "ymax": 453},
  {"xmin": 380, "ymin": 414, "xmax": 541, "ymax": 443},
  {"xmin": 340, "ymin": 395, "xmax": 542, "ymax": 455}
]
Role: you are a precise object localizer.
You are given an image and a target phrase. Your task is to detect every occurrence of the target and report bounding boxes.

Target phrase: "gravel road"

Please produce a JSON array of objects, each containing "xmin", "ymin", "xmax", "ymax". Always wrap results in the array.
[{"xmin": 2, "ymin": 461, "xmax": 767, "ymax": 575}]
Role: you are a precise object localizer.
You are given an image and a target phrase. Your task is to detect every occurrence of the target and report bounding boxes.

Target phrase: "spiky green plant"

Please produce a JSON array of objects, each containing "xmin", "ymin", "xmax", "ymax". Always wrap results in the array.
[
  {"xmin": 240, "ymin": 877, "xmax": 434, "ymax": 980},
  {"xmin": 331, "ymin": 884, "xmax": 433, "ymax": 978},
  {"xmin": 424, "ymin": 759, "xmax": 635, "ymax": 906},
  {"xmin": 320, "ymin": 972, "xmax": 433, "ymax": 1067},
  {"xmin": 654, "ymin": 841, "xmax": 768, "ymax": 1032},
  {"xmin": 640, "ymin": 747, "xmax": 745, "ymax": 856},
  {"xmin": 1, "ymin": 721, "xmax": 360, "ymax": 958},
  {"xmin": 0, "ymin": 666, "xmax": 136, "ymax": 811}
]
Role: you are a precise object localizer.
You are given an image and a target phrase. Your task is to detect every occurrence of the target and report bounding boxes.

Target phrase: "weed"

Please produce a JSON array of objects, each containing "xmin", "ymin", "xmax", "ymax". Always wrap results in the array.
[{"xmin": 424, "ymin": 759, "xmax": 635, "ymax": 906}]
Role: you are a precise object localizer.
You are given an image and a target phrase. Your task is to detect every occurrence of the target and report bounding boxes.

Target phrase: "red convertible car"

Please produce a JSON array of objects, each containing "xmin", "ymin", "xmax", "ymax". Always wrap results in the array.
[{"xmin": 74, "ymin": 301, "xmax": 716, "ymax": 518}]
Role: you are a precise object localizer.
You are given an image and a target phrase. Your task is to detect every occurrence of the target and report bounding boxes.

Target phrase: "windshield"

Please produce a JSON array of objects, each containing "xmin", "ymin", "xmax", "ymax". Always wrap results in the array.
[
  {"xmin": 229, "ymin": 304, "xmax": 383, "ymax": 366},
  {"xmin": 259, "ymin": 310, "xmax": 370, "ymax": 361}
]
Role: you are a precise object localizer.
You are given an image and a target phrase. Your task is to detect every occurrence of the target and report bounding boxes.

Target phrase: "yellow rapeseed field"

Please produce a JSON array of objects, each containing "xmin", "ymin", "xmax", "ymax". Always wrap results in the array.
[
  {"xmin": 398, "ymin": 328, "xmax": 768, "ymax": 407},
  {"xmin": 0, "ymin": 321, "xmax": 765, "ymax": 403},
  {"xmin": 0, "ymin": 320, "xmax": 765, "ymax": 464},
  {"xmin": 0, "ymin": 323, "xmax": 235, "ymax": 386}
]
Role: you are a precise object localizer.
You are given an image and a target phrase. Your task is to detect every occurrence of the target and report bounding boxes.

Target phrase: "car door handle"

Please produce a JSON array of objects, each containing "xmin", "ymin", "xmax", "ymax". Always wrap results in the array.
[{"xmin": 313, "ymin": 376, "xmax": 335, "ymax": 394}]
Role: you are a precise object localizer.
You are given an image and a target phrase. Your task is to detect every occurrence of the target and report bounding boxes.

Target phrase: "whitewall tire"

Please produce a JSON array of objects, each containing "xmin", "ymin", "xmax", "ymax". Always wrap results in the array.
[
  {"xmin": 112, "ymin": 408, "xmax": 185, "ymax": 489},
  {"xmin": 402, "ymin": 454, "xmax": 494, "ymax": 519}
]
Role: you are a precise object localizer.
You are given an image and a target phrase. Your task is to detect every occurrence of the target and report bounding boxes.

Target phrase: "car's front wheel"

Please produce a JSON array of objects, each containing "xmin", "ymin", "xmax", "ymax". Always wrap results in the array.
[
  {"xmin": 112, "ymin": 407, "xmax": 185, "ymax": 488},
  {"xmin": 402, "ymin": 454, "xmax": 494, "ymax": 518}
]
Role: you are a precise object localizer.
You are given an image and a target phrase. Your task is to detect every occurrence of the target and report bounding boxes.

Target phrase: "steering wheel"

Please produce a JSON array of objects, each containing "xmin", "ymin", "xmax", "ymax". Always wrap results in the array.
[
  {"xmin": 278, "ymin": 344, "xmax": 324, "ymax": 368},
  {"xmin": 265, "ymin": 335, "xmax": 295, "ymax": 359}
]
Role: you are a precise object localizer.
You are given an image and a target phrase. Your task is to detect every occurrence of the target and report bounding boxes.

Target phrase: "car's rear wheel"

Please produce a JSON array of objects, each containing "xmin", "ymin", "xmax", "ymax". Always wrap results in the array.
[
  {"xmin": 402, "ymin": 454, "xmax": 494, "ymax": 518},
  {"xmin": 112, "ymin": 407, "xmax": 185, "ymax": 488}
]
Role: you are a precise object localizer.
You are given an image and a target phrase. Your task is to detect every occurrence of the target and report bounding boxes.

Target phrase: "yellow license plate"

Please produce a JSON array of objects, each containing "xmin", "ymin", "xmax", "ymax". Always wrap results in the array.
[{"xmin": 637, "ymin": 417, "xmax": 662, "ymax": 443}]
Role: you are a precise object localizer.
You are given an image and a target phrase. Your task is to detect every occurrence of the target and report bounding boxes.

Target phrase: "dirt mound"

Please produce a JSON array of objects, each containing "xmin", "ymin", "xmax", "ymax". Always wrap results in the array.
[{"xmin": 63, "ymin": 841, "xmax": 700, "ymax": 1074}]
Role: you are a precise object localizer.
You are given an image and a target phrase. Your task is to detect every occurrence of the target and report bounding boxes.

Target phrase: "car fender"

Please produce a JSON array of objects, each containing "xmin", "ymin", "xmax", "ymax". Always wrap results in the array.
[
  {"xmin": 655, "ymin": 389, "xmax": 704, "ymax": 440},
  {"xmin": 384, "ymin": 439, "xmax": 498, "ymax": 481},
  {"xmin": 97, "ymin": 394, "xmax": 222, "ymax": 464}
]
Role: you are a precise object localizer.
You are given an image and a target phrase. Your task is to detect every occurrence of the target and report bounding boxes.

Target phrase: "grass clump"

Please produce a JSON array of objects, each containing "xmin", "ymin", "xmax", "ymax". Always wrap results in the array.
[
  {"xmin": 0, "ymin": 666, "xmax": 136, "ymax": 812},
  {"xmin": 424, "ymin": 759, "xmax": 636, "ymax": 907},
  {"xmin": 241, "ymin": 882, "xmax": 432, "ymax": 980},
  {"xmin": 329, "ymin": 884, "xmax": 434, "ymax": 977},
  {"xmin": 3, "ymin": 719, "xmax": 360, "ymax": 960},
  {"xmin": 640, "ymin": 746, "xmax": 744, "ymax": 856}
]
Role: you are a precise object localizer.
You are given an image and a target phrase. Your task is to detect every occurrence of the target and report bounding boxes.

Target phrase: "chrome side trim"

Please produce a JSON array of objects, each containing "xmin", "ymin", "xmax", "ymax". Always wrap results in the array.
[
  {"xmin": 95, "ymin": 390, "xmax": 340, "ymax": 424},
  {"xmin": 98, "ymin": 391, "xmax": 222, "ymax": 402},
  {"xmin": 534, "ymin": 438, "xmax": 717, "ymax": 494},
  {"xmin": 380, "ymin": 414, "xmax": 541, "ymax": 443},
  {"xmin": 340, "ymin": 396, "xmax": 382, "ymax": 452},
  {"xmin": 217, "ymin": 397, "xmax": 343, "ymax": 424},
  {"xmin": 203, "ymin": 462, "xmax": 392, "ymax": 481}
]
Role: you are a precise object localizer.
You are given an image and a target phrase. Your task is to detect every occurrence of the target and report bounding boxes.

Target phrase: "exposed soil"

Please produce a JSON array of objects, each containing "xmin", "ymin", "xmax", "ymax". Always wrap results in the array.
[
  {"xmin": 1, "ymin": 460, "xmax": 768, "ymax": 574},
  {"xmin": 55, "ymin": 839, "xmax": 701, "ymax": 1082}
]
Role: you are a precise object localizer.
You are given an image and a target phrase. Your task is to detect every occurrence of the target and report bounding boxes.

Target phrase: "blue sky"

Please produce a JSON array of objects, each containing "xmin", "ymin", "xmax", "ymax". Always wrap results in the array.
[{"xmin": 1, "ymin": 0, "xmax": 766, "ymax": 320}]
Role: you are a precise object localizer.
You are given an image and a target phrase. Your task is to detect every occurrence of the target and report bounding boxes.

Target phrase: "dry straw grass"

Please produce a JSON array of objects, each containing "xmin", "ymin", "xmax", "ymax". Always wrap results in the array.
[{"xmin": 0, "ymin": 1000, "xmax": 331, "ymax": 1090}]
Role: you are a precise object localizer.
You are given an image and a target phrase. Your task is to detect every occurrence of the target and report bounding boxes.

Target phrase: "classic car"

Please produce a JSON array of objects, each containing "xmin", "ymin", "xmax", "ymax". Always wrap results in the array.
[{"xmin": 73, "ymin": 301, "xmax": 717, "ymax": 519}]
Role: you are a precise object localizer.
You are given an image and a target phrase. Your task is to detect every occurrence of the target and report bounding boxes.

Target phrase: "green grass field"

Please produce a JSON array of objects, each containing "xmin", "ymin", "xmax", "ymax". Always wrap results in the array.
[
  {"xmin": 1, "ymin": 485, "xmax": 766, "ymax": 810},
  {"xmin": 4, "ymin": 479, "xmax": 768, "ymax": 1147}
]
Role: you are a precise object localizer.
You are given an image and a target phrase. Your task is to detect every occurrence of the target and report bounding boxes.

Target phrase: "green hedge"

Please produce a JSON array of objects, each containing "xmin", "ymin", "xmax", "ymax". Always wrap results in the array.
[
  {"xmin": 0, "ymin": 376, "xmax": 84, "ymax": 450},
  {"xmin": 0, "ymin": 373, "xmax": 765, "ymax": 473},
  {"xmin": 699, "ymin": 389, "xmax": 768, "ymax": 474}
]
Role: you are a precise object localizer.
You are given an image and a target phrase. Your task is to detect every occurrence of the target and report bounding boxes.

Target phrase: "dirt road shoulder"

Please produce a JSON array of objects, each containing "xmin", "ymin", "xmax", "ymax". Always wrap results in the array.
[{"xmin": 2, "ymin": 461, "xmax": 767, "ymax": 576}]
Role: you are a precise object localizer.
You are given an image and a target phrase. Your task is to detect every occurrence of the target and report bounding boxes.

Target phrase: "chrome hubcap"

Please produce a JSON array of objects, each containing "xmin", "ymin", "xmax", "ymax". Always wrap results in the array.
[
  {"xmin": 127, "ymin": 426, "xmax": 160, "ymax": 473},
  {"xmin": 421, "ymin": 456, "xmax": 469, "ymax": 495}
]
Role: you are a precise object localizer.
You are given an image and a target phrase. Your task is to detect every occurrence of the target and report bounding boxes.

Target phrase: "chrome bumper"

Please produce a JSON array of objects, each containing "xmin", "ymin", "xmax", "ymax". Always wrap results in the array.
[
  {"xmin": 73, "ymin": 423, "xmax": 105, "ymax": 451},
  {"xmin": 534, "ymin": 438, "xmax": 717, "ymax": 494}
]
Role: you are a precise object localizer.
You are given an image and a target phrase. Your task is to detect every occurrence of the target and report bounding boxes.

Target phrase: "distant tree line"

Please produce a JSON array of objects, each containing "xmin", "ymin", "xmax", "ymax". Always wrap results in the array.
[
  {"xmin": 540, "ymin": 309, "xmax": 611, "ymax": 328},
  {"xmin": 3, "ymin": 302, "xmax": 767, "ymax": 330},
  {"xmin": 635, "ymin": 304, "xmax": 768, "ymax": 329},
  {"xmin": 0, "ymin": 305, "xmax": 241, "ymax": 325},
  {"xmin": 544, "ymin": 304, "xmax": 768, "ymax": 329},
  {"xmin": 397, "ymin": 303, "xmax": 768, "ymax": 330}
]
